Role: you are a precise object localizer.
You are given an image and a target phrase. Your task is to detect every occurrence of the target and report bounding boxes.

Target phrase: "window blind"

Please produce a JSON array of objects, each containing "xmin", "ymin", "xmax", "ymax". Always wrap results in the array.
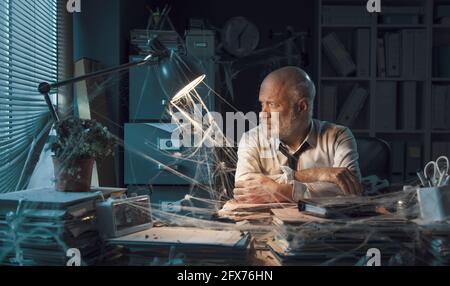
[{"xmin": 0, "ymin": 0, "xmax": 60, "ymax": 192}]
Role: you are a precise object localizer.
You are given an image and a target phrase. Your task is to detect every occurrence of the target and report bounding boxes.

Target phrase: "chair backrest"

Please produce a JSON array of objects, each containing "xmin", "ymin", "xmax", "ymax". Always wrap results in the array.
[{"xmin": 355, "ymin": 136, "xmax": 391, "ymax": 181}]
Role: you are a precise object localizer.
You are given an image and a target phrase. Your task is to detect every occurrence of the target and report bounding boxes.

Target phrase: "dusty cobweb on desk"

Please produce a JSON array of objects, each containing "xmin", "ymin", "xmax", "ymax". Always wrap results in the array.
[{"xmin": 0, "ymin": 58, "xmax": 445, "ymax": 266}]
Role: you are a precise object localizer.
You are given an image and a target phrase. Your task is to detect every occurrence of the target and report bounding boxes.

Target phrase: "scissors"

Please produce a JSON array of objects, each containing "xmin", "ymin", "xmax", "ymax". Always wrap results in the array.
[{"xmin": 424, "ymin": 156, "xmax": 449, "ymax": 187}]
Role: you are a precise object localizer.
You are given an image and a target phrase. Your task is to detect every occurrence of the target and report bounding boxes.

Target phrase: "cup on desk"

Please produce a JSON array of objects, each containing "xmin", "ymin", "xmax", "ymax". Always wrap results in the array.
[{"xmin": 417, "ymin": 184, "xmax": 450, "ymax": 222}]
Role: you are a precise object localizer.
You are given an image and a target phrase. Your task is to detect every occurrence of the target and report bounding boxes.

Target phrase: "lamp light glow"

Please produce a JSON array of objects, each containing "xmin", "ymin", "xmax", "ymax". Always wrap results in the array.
[{"xmin": 171, "ymin": 74, "xmax": 206, "ymax": 102}]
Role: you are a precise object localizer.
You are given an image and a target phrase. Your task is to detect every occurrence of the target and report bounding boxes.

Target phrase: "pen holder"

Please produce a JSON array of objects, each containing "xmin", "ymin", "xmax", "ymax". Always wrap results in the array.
[{"xmin": 417, "ymin": 185, "xmax": 450, "ymax": 222}]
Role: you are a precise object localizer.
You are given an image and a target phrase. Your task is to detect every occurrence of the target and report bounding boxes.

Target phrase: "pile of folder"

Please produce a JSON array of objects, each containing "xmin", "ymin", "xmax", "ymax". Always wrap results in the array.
[
  {"xmin": 108, "ymin": 226, "xmax": 252, "ymax": 266},
  {"xmin": 418, "ymin": 222, "xmax": 450, "ymax": 266},
  {"xmin": 0, "ymin": 188, "xmax": 121, "ymax": 266},
  {"xmin": 268, "ymin": 206, "xmax": 418, "ymax": 266}
]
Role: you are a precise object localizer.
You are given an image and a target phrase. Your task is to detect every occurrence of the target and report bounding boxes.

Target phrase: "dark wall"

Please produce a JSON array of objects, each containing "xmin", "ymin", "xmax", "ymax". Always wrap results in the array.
[
  {"xmin": 120, "ymin": 0, "xmax": 317, "ymax": 113},
  {"xmin": 73, "ymin": 0, "xmax": 317, "ymax": 186}
]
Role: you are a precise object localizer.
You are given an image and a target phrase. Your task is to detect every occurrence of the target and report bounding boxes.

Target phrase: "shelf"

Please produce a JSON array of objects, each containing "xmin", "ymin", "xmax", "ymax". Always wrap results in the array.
[
  {"xmin": 317, "ymin": 0, "xmax": 439, "ymax": 173},
  {"xmin": 375, "ymin": 130, "xmax": 425, "ymax": 134},
  {"xmin": 351, "ymin": 129, "xmax": 370, "ymax": 133},
  {"xmin": 433, "ymin": 24, "xmax": 450, "ymax": 29},
  {"xmin": 432, "ymin": 78, "xmax": 450, "ymax": 82},
  {"xmin": 321, "ymin": 77, "xmax": 371, "ymax": 81},
  {"xmin": 321, "ymin": 24, "xmax": 372, "ymax": 29},
  {"xmin": 377, "ymin": 24, "xmax": 426, "ymax": 29},
  {"xmin": 376, "ymin": 77, "xmax": 426, "ymax": 81},
  {"xmin": 432, "ymin": 130, "xmax": 450, "ymax": 133}
]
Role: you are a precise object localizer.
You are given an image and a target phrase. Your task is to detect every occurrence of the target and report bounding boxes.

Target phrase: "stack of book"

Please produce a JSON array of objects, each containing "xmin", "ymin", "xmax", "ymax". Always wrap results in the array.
[
  {"xmin": 108, "ymin": 226, "xmax": 252, "ymax": 266},
  {"xmin": 0, "ymin": 188, "xmax": 123, "ymax": 266}
]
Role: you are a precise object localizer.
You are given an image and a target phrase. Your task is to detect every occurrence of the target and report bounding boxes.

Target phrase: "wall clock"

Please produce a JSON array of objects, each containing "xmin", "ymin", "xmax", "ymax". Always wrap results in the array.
[{"xmin": 222, "ymin": 16, "xmax": 260, "ymax": 57}]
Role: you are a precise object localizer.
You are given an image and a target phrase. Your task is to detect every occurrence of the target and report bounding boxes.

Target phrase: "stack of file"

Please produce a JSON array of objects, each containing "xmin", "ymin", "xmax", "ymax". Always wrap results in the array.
[
  {"xmin": 0, "ymin": 188, "xmax": 123, "ymax": 266},
  {"xmin": 418, "ymin": 221, "xmax": 450, "ymax": 266},
  {"xmin": 108, "ymin": 227, "xmax": 252, "ymax": 266},
  {"xmin": 268, "ymin": 198, "xmax": 418, "ymax": 265}
]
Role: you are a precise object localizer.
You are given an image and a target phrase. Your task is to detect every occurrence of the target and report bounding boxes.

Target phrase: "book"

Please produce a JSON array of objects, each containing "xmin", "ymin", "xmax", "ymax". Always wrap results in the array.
[
  {"xmin": 374, "ymin": 81, "xmax": 397, "ymax": 130},
  {"xmin": 432, "ymin": 142, "xmax": 450, "ymax": 160},
  {"xmin": 320, "ymin": 84, "xmax": 337, "ymax": 122},
  {"xmin": 377, "ymin": 38, "xmax": 386, "ymax": 77},
  {"xmin": 322, "ymin": 32, "xmax": 356, "ymax": 77},
  {"xmin": 401, "ymin": 30, "xmax": 415, "ymax": 78},
  {"xmin": 390, "ymin": 141, "xmax": 405, "ymax": 175},
  {"xmin": 405, "ymin": 142, "xmax": 422, "ymax": 177},
  {"xmin": 337, "ymin": 84, "xmax": 368, "ymax": 127},
  {"xmin": 432, "ymin": 85, "xmax": 449, "ymax": 130},
  {"xmin": 385, "ymin": 32, "xmax": 401, "ymax": 77},
  {"xmin": 400, "ymin": 81, "xmax": 417, "ymax": 130},
  {"xmin": 355, "ymin": 29, "xmax": 370, "ymax": 77},
  {"xmin": 413, "ymin": 30, "xmax": 427, "ymax": 78}
]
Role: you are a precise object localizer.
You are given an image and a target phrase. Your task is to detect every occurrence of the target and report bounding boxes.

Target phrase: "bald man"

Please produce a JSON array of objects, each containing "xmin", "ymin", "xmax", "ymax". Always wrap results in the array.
[{"xmin": 234, "ymin": 66, "xmax": 362, "ymax": 204}]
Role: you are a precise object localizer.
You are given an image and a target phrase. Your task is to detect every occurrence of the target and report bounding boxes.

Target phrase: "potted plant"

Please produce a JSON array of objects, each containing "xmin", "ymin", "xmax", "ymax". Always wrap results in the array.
[{"xmin": 51, "ymin": 116, "xmax": 117, "ymax": 192}]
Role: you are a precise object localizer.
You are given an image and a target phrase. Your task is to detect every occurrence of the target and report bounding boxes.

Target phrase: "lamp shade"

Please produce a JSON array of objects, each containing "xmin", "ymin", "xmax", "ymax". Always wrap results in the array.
[{"xmin": 157, "ymin": 50, "xmax": 205, "ymax": 102}]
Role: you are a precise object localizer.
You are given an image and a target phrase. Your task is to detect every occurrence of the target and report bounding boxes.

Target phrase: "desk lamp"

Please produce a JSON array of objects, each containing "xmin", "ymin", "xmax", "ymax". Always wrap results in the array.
[{"xmin": 38, "ymin": 38, "xmax": 205, "ymax": 122}]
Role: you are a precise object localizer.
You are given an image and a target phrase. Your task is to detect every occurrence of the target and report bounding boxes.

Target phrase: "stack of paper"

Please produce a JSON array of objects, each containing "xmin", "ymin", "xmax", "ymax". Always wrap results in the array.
[
  {"xmin": 417, "ymin": 221, "xmax": 450, "ymax": 266},
  {"xmin": 0, "ymin": 188, "xmax": 123, "ymax": 266},
  {"xmin": 108, "ymin": 227, "xmax": 252, "ymax": 266},
  {"xmin": 217, "ymin": 200, "xmax": 296, "ymax": 223},
  {"xmin": 268, "ymin": 200, "xmax": 418, "ymax": 266}
]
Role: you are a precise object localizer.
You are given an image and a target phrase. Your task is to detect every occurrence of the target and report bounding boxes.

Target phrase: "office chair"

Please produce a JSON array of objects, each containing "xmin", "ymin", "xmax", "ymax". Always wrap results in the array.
[{"xmin": 355, "ymin": 136, "xmax": 391, "ymax": 181}]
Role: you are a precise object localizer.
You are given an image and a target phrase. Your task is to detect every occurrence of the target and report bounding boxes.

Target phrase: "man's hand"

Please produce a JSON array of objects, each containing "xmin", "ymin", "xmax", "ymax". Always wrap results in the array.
[
  {"xmin": 295, "ymin": 167, "xmax": 362, "ymax": 196},
  {"xmin": 233, "ymin": 174, "xmax": 293, "ymax": 204}
]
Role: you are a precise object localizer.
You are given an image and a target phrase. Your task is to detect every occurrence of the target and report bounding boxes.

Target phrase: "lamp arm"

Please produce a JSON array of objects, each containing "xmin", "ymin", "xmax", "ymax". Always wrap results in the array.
[{"xmin": 38, "ymin": 56, "xmax": 157, "ymax": 122}]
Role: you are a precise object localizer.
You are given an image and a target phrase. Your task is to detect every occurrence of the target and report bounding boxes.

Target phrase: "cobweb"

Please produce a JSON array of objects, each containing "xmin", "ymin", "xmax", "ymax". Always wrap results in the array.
[{"xmin": 0, "ymin": 54, "xmax": 447, "ymax": 266}]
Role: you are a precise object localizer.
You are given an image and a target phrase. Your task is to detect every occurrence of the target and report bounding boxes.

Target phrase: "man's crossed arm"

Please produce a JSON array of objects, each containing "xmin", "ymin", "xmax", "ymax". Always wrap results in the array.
[{"xmin": 233, "ymin": 168, "xmax": 362, "ymax": 204}]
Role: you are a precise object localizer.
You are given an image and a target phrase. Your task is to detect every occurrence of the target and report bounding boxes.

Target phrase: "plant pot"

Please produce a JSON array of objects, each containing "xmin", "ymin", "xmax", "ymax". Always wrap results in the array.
[{"xmin": 53, "ymin": 156, "xmax": 94, "ymax": 192}]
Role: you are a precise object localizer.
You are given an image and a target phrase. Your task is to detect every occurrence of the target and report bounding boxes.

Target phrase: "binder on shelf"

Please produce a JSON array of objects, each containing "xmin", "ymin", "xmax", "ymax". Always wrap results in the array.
[
  {"xmin": 391, "ymin": 141, "xmax": 405, "ymax": 175},
  {"xmin": 406, "ymin": 142, "xmax": 422, "ymax": 176},
  {"xmin": 337, "ymin": 84, "xmax": 368, "ymax": 127},
  {"xmin": 432, "ymin": 142, "xmax": 450, "ymax": 161},
  {"xmin": 401, "ymin": 30, "xmax": 415, "ymax": 78},
  {"xmin": 374, "ymin": 82, "xmax": 397, "ymax": 130},
  {"xmin": 377, "ymin": 38, "xmax": 386, "ymax": 77},
  {"xmin": 435, "ymin": 45, "xmax": 450, "ymax": 78},
  {"xmin": 320, "ymin": 84, "xmax": 337, "ymax": 122},
  {"xmin": 385, "ymin": 32, "xmax": 401, "ymax": 77},
  {"xmin": 413, "ymin": 30, "xmax": 427, "ymax": 79},
  {"xmin": 401, "ymin": 81, "xmax": 417, "ymax": 130},
  {"xmin": 322, "ymin": 32, "xmax": 356, "ymax": 77},
  {"xmin": 355, "ymin": 29, "xmax": 370, "ymax": 77},
  {"xmin": 432, "ymin": 85, "xmax": 449, "ymax": 130}
]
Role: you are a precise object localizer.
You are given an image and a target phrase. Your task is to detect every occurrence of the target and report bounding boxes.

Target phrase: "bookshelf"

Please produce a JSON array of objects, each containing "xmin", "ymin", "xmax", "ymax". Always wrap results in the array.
[{"xmin": 317, "ymin": 0, "xmax": 450, "ymax": 183}]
